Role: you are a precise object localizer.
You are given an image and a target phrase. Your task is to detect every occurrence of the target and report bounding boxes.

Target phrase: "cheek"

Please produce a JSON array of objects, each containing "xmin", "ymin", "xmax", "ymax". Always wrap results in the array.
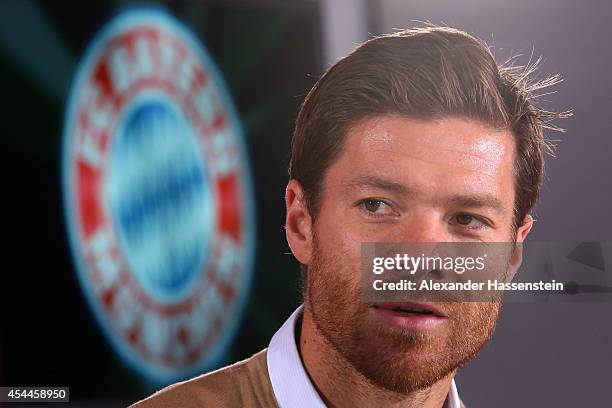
[
  {"xmin": 315, "ymin": 217, "xmax": 362, "ymax": 267},
  {"xmin": 311, "ymin": 224, "xmax": 364, "ymax": 295}
]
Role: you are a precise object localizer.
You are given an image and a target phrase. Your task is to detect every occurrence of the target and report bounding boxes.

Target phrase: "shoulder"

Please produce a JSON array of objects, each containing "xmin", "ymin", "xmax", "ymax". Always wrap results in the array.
[{"xmin": 130, "ymin": 349, "xmax": 277, "ymax": 408}]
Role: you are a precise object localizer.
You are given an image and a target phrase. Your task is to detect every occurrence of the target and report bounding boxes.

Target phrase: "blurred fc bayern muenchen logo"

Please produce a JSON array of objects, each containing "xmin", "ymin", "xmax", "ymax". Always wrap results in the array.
[{"xmin": 62, "ymin": 8, "xmax": 255, "ymax": 382}]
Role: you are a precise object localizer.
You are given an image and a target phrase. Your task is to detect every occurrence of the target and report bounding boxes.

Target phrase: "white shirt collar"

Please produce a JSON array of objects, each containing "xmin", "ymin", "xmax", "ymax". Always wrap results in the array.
[{"xmin": 267, "ymin": 305, "xmax": 462, "ymax": 408}]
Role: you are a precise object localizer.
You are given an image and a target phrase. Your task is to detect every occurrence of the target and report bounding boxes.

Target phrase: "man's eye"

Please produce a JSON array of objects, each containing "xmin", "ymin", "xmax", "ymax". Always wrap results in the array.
[
  {"xmin": 452, "ymin": 213, "xmax": 488, "ymax": 230},
  {"xmin": 359, "ymin": 199, "xmax": 395, "ymax": 217}
]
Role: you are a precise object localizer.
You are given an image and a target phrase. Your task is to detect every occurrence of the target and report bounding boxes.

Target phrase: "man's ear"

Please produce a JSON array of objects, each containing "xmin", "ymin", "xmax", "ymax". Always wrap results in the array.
[
  {"xmin": 285, "ymin": 179, "xmax": 313, "ymax": 265},
  {"xmin": 516, "ymin": 214, "xmax": 534, "ymax": 244},
  {"xmin": 507, "ymin": 214, "xmax": 534, "ymax": 280}
]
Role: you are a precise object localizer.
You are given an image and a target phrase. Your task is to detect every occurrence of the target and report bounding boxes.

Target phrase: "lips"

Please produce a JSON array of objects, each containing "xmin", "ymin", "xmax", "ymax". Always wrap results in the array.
[
  {"xmin": 371, "ymin": 302, "xmax": 447, "ymax": 317},
  {"xmin": 370, "ymin": 302, "xmax": 448, "ymax": 330}
]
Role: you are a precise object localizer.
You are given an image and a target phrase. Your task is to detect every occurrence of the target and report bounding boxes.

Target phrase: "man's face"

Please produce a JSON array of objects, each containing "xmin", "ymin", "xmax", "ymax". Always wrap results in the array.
[{"xmin": 306, "ymin": 116, "xmax": 522, "ymax": 393}]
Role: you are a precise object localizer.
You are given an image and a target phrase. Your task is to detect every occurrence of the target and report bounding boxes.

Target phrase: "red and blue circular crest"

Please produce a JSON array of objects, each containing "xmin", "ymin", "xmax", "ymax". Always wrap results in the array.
[{"xmin": 62, "ymin": 8, "xmax": 256, "ymax": 383}]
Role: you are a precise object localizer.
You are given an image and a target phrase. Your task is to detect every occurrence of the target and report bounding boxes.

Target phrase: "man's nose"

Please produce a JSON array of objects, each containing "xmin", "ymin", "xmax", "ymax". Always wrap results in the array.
[{"xmin": 397, "ymin": 211, "xmax": 449, "ymax": 243}]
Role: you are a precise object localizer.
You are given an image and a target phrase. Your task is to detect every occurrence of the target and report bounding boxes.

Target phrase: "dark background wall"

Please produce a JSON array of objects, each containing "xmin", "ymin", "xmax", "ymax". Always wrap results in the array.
[{"xmin": 0, "ymin": 0, "xmax": 321, "ymax": 405}]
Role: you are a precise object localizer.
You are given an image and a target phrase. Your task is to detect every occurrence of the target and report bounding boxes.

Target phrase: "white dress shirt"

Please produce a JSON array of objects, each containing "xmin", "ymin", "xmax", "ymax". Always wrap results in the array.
[{"xmin": 267, "ymin": 305, "xmax": 462, "ymax": 408}]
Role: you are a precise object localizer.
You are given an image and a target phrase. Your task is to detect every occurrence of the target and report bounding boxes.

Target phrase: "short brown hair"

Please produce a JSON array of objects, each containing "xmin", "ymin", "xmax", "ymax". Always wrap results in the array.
[{"xmin": 289, "ymin": 26, "xmax": 569, "ymax": 234}]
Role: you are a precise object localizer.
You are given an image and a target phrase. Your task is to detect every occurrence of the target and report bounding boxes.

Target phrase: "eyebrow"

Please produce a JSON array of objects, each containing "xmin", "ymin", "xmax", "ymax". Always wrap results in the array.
[
  {"xmin": 344, "ymin": 175, "xmax": 414, "ymax": 196},
  {"xmin": 446, "ymin": 194, "xmax": 506, "ymax": 213},
  {"xmin": 344, "ymin": 175, "xmax": 507, "ymax": 213}
]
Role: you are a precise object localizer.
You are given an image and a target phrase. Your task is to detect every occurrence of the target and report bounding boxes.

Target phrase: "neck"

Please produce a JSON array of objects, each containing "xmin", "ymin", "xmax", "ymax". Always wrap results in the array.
[{"xmin": 298, "ymin": 303, "xmax": 455, "ymax": 408}]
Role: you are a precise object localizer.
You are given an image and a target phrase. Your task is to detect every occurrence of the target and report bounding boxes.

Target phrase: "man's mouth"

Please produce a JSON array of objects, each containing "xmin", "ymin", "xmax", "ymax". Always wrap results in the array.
[
  {"xmin": 371, "ymin": 302, "xmax": 447, "ymax": 317},
  {"xmin": 387, "ymin": 306, "xmax": 433, "ymax": 315},
  {"xmin": 370, "ymin": 302, "xmax": 447, "ymax": 330}
]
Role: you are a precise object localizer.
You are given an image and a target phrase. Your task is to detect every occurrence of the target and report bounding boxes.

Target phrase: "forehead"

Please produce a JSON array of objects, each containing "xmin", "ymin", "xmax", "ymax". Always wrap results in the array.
[{"xmin": 327, "ymin": 115, "xmax": 516, "ymax": 201}]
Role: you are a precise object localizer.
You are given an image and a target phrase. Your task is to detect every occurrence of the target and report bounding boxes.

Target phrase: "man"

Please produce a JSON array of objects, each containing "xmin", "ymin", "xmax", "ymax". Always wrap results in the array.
[{"xmin": 132, "ymin": 26, "xmax": 564, "ymax": 408}]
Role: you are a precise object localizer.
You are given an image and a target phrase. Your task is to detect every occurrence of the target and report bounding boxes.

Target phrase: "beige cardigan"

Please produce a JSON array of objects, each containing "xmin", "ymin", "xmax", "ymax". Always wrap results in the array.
[
  {"xmin": 131, "ymin": 349, "xmax": 277, "ymax": 408},
  {"xmin": 130, "ymin": 348, "xmax": 466, "ymax": 408}
]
